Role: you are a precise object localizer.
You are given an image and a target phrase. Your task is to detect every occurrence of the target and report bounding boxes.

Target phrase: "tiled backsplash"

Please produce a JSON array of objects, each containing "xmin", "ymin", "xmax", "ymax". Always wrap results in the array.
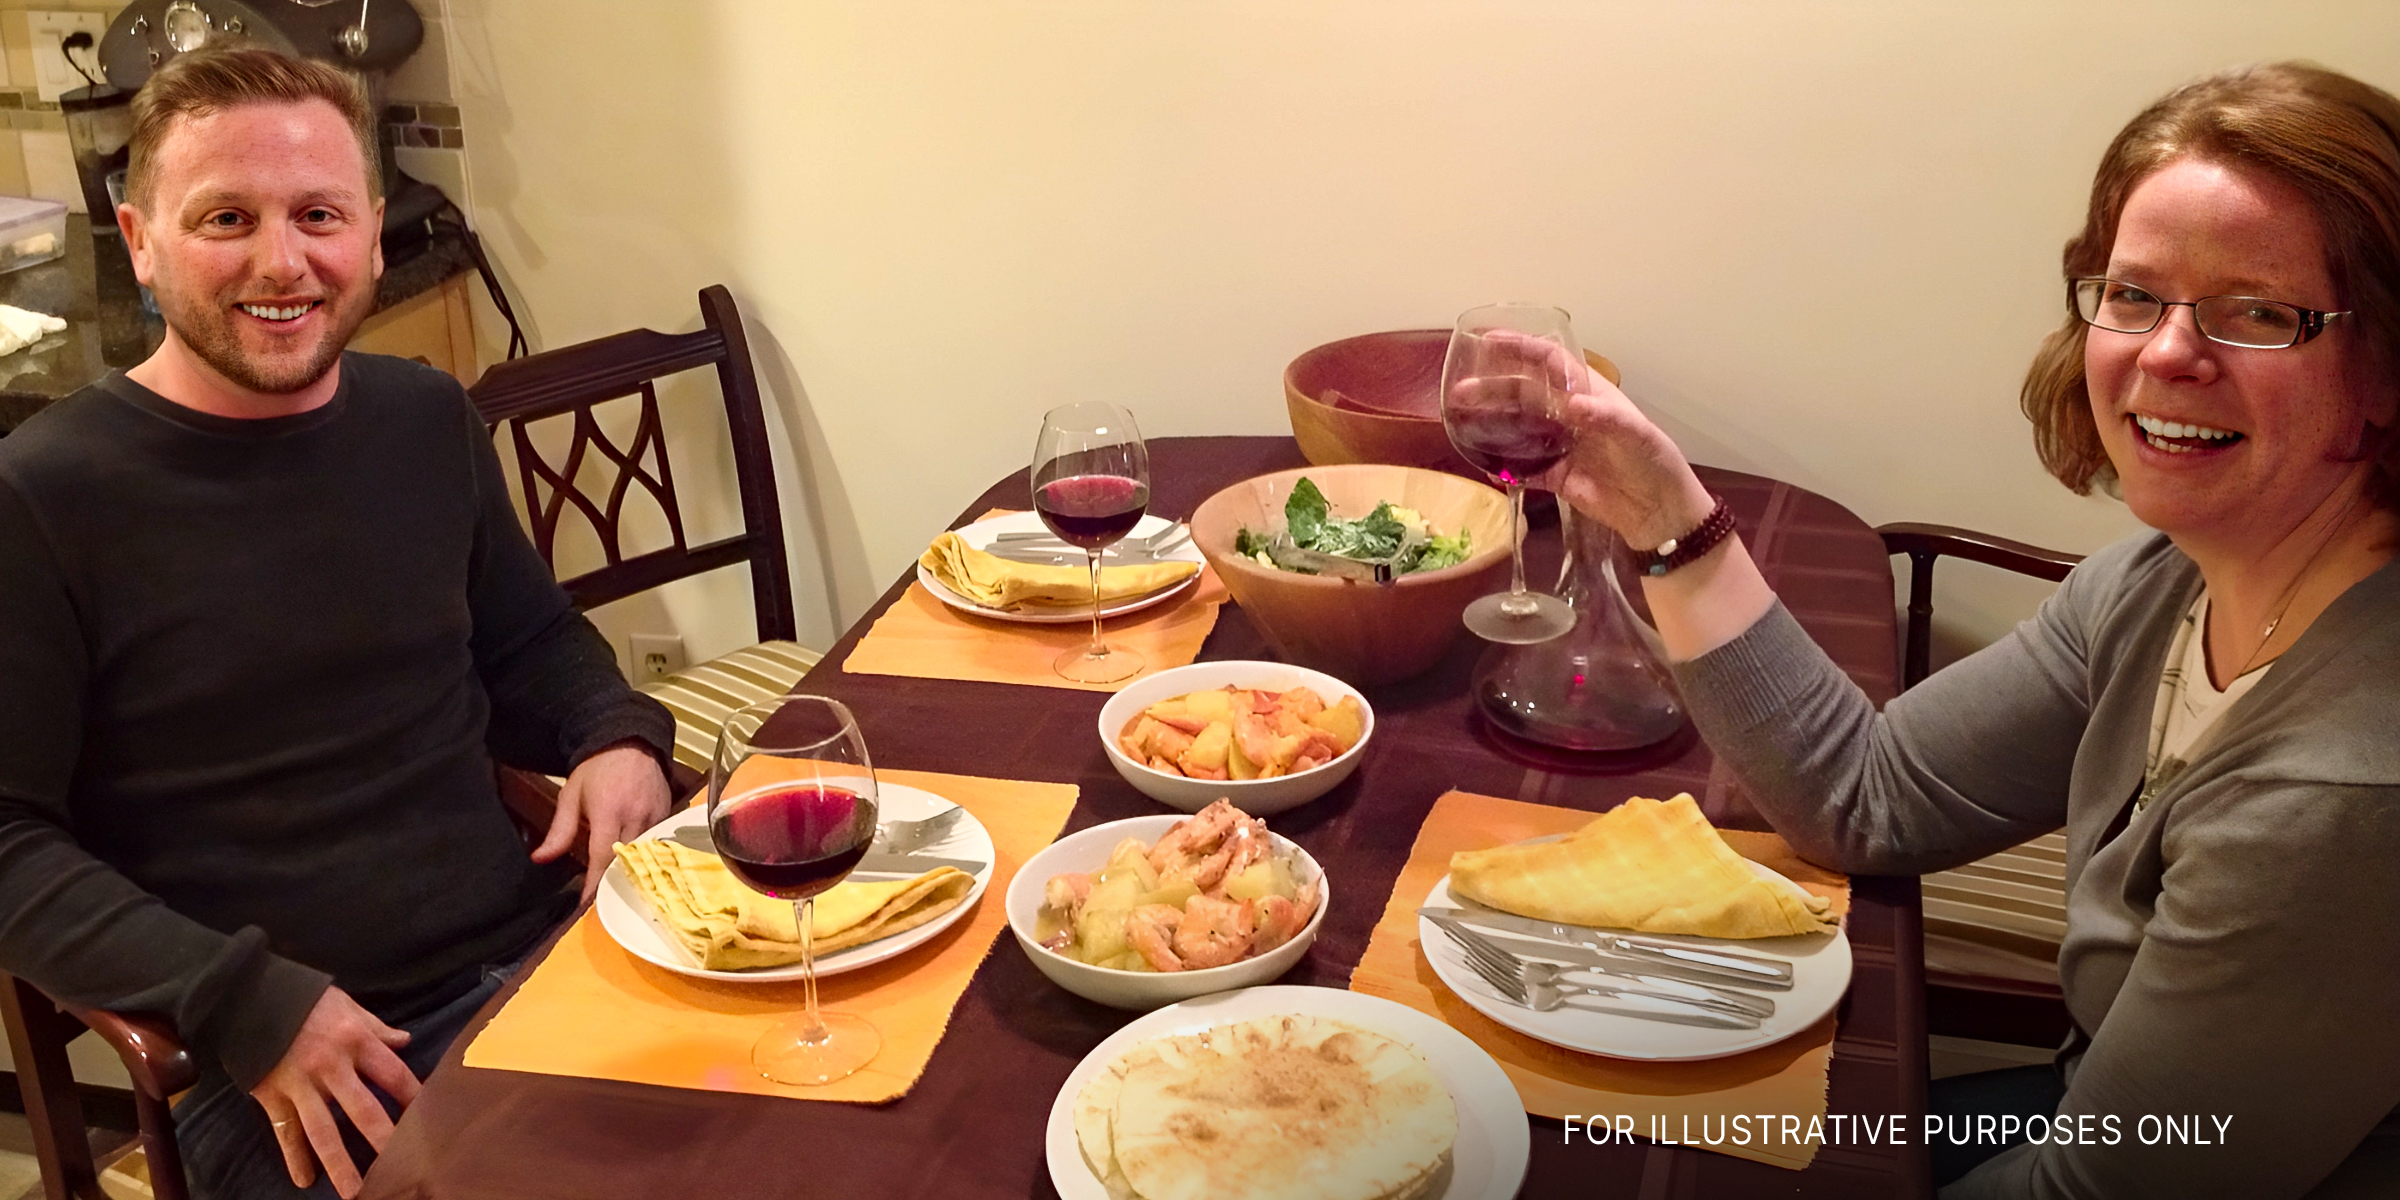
[
  {"xmin": 0, "ymin": 88, "xmax": 64, "ymax": 134},
  {"xmin": 387, "ymin": 101, "xmax": 461, "ymax": 150}
]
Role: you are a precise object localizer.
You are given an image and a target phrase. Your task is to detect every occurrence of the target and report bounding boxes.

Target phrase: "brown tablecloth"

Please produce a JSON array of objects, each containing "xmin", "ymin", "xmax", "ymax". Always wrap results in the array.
[{"xmin": 361, "ymin": 435, "xmax": 1928, "ymax": 1200}]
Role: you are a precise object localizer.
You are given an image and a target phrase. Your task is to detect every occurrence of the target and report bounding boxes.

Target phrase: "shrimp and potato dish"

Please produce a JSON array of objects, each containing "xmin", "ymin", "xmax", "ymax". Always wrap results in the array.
[
  {"xmin": 1037, "ymin": 800, "xmax": 1321, "ymax": 973},
  {"xmin": 1117, "ymin": 684, "xmax": 1366, "ymax": 781}
]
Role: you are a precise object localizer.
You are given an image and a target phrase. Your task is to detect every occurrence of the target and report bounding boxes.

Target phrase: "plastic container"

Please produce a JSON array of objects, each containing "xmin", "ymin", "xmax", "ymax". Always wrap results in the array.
[{"xmin": 0, "ymin": 197, "xmax": 67, "ymax": 274}]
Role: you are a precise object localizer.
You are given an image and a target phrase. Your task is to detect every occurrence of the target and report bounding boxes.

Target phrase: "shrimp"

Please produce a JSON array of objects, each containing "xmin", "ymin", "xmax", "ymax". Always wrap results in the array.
[
  {"xmin": 1172, "ymin": 893, "xmax": 1257, "ymax": 969},
  {"xmin": 1232, "ymin": 709, "xmax": 1278, "ymax": 771},
  {"xmin": 1148, "ymin": 723, "xmax": 1198, "ymax": 765},
  {"xmin": 1253, "ymin": 875, "xmax": 1321, "ymax": 953},
  {"xmin": 1146, "ymin": 799, "xmax": 1241, "ymax": 877},
  {"xmin": 1043, "ymin": 872, "xmax": 1094, "ymax": 931},
  {"xmin": 1217, "ymin": 813, "xmax": 1271, "ymax": 882},
  {"xmin": 1127, "ymin": 904, "xmax": 1186, "ymax": 972},
  {"xmin": 1252, "ymin": 895, "xmax": 1304, "ymax": 953}
]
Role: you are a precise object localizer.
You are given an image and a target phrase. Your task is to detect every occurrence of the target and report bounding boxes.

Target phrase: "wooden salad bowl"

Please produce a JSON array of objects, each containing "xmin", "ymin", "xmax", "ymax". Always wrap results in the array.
[
  {"xmin": 1190, "ymin": 464, "xmax": 1514, "ymax": 685},
  {"xmin": 1283, "ymin": 328, "xmax": 1622, "ymax": 476}
]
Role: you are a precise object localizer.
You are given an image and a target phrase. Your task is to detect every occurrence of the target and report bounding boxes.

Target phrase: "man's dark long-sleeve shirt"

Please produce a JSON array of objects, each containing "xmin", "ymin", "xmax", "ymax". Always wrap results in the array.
[{"xmin": 0, "ymin": 355, "xmax": 673, "ymax": 1087}]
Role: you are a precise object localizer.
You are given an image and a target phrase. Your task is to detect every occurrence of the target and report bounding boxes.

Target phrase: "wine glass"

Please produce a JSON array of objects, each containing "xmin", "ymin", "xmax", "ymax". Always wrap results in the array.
[
  {"xmin": 707, "ymin": 695, "xmax": 882, "ymax": 1085},
  {"xmin": 1441, "ymin": 303, "xmax": 1581, "ymax": 644},
  {"xmin": 1032, "ymin": 401, "xmax": 1152, "ymax": 684}
]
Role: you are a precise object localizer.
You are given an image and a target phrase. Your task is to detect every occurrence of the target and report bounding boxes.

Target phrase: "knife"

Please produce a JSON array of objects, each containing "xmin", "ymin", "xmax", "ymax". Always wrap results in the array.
[
  {"xmin": 1424, "ymin": 915, "xmax": 1779, "ymax": 1012},
  {"xmin": 1428, "ymin": 916, "xmax": 1775, "ymax": 1022},
  {"xmin": 663, "ymin": 826, "xmax": 986, "ymax": 875},
  {"xmin": 1418, "ymin": 905, "xmax": 1795, "ymax": 988},
  {"xmin": 977, "ymin": 545, "xmax": 1176, "ymax": 568}
]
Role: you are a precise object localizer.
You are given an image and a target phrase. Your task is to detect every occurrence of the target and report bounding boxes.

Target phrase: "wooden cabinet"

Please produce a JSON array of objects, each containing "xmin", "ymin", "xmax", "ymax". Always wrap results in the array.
[{"xmin": 347, "ymin": 270, "xmax": 479, "ymax": 383}]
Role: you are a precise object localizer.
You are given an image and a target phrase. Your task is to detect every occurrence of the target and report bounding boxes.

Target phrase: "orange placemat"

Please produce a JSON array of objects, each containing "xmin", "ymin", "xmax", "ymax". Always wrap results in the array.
[
  {"xmin": 842, "ymin": 512, "xmax": 1228, "ymax": 693},
  {"xmin": 462, "ymin": 769, "xmax": 1076, "ymax": 1103},
  {"xmin": 1349, "ymin": 790, "xmax": 1851, "ymax": 1171}
]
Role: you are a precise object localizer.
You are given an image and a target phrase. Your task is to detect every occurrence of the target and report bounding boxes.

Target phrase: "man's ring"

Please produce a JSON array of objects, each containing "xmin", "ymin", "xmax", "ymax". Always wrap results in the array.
[{"xmin": 272, "ymin": 1119, "xmax": 291, "ymax": 1129}]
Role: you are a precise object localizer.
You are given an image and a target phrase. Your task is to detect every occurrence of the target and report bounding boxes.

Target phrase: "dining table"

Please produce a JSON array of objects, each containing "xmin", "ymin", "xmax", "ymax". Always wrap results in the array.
[{"xmin": 361, "ymin": 434, "xmax": 1930, "ymax": 1199}]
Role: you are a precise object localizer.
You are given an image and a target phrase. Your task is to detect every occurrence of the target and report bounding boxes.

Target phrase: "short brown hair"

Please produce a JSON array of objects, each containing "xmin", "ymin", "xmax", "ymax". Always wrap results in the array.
[
  {"xmin": 2022, "ymin": 62, "xmax": 2400, "ymax": 510},
  {"xmin": 124, "ymin": 46, "xmax": 380, "ymax": 209}
]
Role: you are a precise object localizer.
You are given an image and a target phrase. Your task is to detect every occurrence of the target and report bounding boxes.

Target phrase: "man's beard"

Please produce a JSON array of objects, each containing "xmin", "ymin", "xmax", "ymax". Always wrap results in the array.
[{"xmin": 159, "ymin": 286, "xmax": 371, "ymax": 396}]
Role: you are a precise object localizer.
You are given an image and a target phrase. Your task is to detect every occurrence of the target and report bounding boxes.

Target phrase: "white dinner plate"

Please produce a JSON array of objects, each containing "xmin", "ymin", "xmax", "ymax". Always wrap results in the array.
[
  {"xmin": 1045, "ymin": 985, "xmax": 1530, "ymax": 1200},
  {"xmin": 916, "ymin": 512, "xmax": 1201, "ymax": 624},
  {"xmin": 1418, "ymin": 866, "xmax": 1851, "ymax": 1062},
  {"xmin": 596, "ymin": 782, "xmax": 992, "ymax": 982}
]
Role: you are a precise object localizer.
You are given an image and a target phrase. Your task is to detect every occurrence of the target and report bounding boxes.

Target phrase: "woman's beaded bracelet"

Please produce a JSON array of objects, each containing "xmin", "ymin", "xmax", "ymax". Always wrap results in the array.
[{"xmin": 1635, "ymin": 495, "xmax": 1735, "ymax": 577}]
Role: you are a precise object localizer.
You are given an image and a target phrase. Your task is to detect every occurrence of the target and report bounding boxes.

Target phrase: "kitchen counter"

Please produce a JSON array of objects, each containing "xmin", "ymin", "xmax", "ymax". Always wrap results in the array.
[{"xmin": 0, "ymin": 214, "xmax": 479, "ymax": 435}]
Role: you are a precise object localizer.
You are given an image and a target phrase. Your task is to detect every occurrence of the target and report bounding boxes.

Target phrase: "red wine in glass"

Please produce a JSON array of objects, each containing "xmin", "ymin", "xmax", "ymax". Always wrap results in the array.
[
  {"xmin": 706, "ymin": 694, "xmax": 881, "ymax": 1086},
  {"xmin": 1032, "ymin": 402, "xmax": 1151, "ymax": 684},
  {"xmin": 1448, "ymin": 409, "xmax": 1573, "ymax": 486},
  {"xmin": 711, "ymin": 784, "xmax": 876, "ymax": 899},
  {"xmin": 1441, "ymin": 305, "xmax": 1581, "ymax": 644},
  {"xmin": 1034, "ymin": 474, "xmax": 1149, "ymax": 549}
]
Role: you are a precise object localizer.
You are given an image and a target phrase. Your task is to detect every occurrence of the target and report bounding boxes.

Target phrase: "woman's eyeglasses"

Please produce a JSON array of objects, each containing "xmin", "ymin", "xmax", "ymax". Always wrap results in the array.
[{"xmin": 2072, "ymin": 278, "xmax": 2349, "ymax": 349}]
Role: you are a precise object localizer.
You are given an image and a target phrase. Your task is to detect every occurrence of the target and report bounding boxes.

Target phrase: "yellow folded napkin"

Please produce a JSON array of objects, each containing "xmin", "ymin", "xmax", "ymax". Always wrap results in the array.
[
  {"xmin": 920, "ymin": 531, "xmax": 1198, "ymax": 610},
  {"xmin": 615, "ymin": 839, "xmax": 974, "ymax": 970},
  {"xmin": 1448, "ymin": 793, "xmax": 1833, "ymax": 939}
]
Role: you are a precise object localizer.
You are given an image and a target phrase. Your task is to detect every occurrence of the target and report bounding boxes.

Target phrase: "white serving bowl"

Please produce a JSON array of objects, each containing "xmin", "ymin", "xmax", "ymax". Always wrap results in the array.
[
  {"xmin": 1007, "ymin": 815, "xmax": 1329, "ymax": 1010},
  {"xmin": 1097, "ymin": 660, "xmax": 1374, "ymax": 816}
]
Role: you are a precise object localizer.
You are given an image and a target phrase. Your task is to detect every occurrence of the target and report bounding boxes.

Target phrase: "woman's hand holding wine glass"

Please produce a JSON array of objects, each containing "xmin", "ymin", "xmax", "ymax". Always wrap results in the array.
[
  {"xmin": 1531, "ymin": 343, "xmax": 1775, "ymax": 665},
  {"xmin": 1537, "ymin": 371, "xmax": 1718, "ymax": 554}
]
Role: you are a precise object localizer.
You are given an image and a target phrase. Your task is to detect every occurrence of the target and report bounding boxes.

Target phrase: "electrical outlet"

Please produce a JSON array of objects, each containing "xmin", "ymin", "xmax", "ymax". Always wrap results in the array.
[
  {"xmin": 28, "ymin": 12, "xmax": 108, "ymax": 103},
  {"xmin": 629, "ymin": 634, "xmax": 687, "ymax": 684}
]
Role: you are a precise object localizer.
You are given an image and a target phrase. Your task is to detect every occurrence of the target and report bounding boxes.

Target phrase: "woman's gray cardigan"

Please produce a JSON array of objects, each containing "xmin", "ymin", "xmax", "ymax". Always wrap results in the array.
[{"xmin": 1676, "ymin": 531, "xmax": 2400, "ymax": 1198}]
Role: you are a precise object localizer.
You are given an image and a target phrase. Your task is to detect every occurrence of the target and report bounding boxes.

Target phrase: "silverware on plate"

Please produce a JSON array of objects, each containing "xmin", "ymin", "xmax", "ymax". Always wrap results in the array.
[
  {"xmin": 979, "ymin": 546, "xmax": 1178, "ymax": 568},
  {"xmin": 1427, "ymin": 915, "xmax": 1773, "ymax": 1018},
  {"xmin": 875, "ymin": 806, "xmax": 965, "ymax": 855},
  {"xmin": 663, "ymin": 823, "xmax": 985, "ymax": 875},
  {"xmin": 1418, "ymin": 904, "xmax": 1795, "ymax": 989},
  {"xmin": 1437, "ymin": 923, "xmax": 1787, "ymax": 997},
  {"xmin": 991, "ymin": 525, "xmax": 1191, "ymax": 553},
  {"xmin": 1435, "ymin": 920, "xmax": 1762, "ymax": 1029}
]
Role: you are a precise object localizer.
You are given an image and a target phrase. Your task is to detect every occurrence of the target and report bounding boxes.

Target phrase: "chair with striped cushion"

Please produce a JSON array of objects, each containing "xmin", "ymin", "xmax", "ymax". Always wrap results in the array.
[
  {"xmin": 1880, "ymin": 523, "xmax": 2084, "ymax": 1047},
  {"xmin": 638, "ymin": 640, "xmax": 821, "ymax": 776},
  {"xmin": 472, "ymin": 284, "xmax": 817, "ymax": 794}
]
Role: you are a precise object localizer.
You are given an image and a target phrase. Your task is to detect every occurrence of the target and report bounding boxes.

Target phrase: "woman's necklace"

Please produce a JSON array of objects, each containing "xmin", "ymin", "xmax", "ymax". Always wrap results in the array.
[{"xmin": 2225, "ymin": 490, "xmax": 2364, "ymax": 681}]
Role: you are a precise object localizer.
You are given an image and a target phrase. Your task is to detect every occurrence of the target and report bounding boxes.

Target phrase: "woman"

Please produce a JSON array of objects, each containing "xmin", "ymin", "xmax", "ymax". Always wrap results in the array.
[{"xmin": 1545, "ymin": 63, "xmax": 2400, "ymax": 1198}]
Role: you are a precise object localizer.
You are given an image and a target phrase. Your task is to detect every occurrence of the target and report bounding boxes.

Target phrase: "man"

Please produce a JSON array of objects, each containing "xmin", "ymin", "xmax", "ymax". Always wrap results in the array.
[{"xmin": 0, "ymin": 47, "xmax": 674, "ymax": 1199}]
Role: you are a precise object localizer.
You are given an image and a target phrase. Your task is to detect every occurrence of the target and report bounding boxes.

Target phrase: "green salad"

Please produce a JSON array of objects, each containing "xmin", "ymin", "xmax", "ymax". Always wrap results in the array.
[{"xmin": 1234, "ymin": 477, "xmax": 1473, "ymax": 575}]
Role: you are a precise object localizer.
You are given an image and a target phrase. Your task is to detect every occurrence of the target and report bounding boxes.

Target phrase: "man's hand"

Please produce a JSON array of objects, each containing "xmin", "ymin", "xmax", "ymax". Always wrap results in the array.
[
  {"xmin": 250, "ymin": 987, "xmax": 417, "ymax": 1199},
  {"xmin": 532, "ymin": 741, "xmax": 672, "ymax": 902}
]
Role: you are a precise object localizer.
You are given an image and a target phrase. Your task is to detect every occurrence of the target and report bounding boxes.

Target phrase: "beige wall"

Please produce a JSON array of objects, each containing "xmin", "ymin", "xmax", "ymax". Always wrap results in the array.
[{"xmin": 442, "ymin": 0, "xmax": 2400, "ymax": 665}]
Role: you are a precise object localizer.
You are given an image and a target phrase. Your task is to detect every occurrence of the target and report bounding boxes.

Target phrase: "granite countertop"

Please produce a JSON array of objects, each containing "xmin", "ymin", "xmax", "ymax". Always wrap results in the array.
[{"xmin": 0, "ymin": 214, "xmax": 477, "ymax": 434}]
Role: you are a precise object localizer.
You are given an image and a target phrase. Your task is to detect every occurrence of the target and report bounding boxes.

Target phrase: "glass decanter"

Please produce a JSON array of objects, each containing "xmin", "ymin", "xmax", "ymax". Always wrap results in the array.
[{"xmin": 1471, "ymin": 503, "xmax": 1687, "ymax": 751}]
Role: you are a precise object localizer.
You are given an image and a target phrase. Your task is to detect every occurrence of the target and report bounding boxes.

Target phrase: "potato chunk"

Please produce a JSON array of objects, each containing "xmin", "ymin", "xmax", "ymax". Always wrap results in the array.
[
  {"xmin": 1182, "ymin": 720, "xmax": 1232, "ymax": 774},
  {"xmin": 1183, "ymin": 688, "xmax": 1235, "ymax": 725},
  {"xmin": 1305, "ymin": 695, "xmax": 1366, "ymax": 752}
]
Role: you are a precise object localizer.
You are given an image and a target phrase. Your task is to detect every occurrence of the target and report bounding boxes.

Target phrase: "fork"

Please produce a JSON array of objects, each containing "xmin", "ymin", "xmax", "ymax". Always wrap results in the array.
[
  {"xmin": 1428, "ymin": 912, "xmax": 1775, "ymax": 1016},
  {"xmin": 1440, "ymin": 924, "xmax": 1763, "ymax": 1029},
  {"xmin": 873, "ymin": 806, "xmax": 964, "ymax": 855}
]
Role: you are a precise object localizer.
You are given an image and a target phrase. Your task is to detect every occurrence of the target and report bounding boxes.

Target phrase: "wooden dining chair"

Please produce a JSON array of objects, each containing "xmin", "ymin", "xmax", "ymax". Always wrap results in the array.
[
  {"xmin": 470, "ymin": 283, "xmax": 820, "ymax": 796},
  {"xmin": 1878, "ymin": 522, "xmax": 2084, "ymax": 1048},
  {"xmin": 0, "ymin": 977, "xmax": 185, "ymax": 1200}
]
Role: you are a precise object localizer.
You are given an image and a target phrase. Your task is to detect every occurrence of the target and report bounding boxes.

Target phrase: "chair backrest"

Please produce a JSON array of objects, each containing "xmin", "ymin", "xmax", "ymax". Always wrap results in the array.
[
  {"xmin": 469, "ymin": 285, "xmax": 796, "ymax": 643},
  {"xmin": 1877, "ymin": 522, "xmax": 2082, "ymax": 690},
  {"xmin": 1875, "ymin": 520, "xmax": 2085, "ymax": 1048}
]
